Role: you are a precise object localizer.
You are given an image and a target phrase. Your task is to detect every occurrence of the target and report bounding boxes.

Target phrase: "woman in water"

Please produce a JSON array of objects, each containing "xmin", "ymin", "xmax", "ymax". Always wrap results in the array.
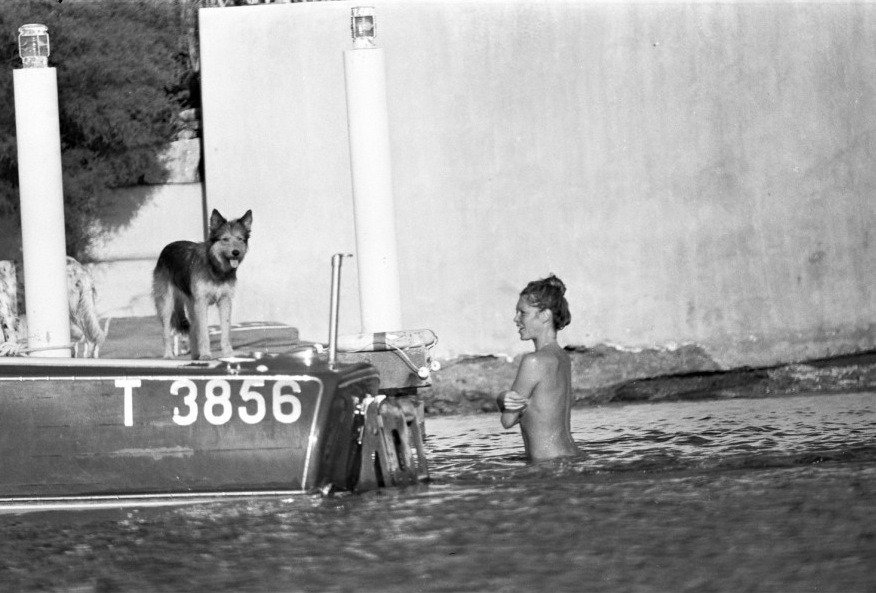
[{"xmin": 497, "ymin": 274, "xmax": 579, "ymax": 461}]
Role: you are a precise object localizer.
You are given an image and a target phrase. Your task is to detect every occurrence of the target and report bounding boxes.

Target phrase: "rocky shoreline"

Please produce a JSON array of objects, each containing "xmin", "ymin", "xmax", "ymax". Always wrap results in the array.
[{"xmin": 420, "ymin": 344, "xmax": 876, "ymax": 415}]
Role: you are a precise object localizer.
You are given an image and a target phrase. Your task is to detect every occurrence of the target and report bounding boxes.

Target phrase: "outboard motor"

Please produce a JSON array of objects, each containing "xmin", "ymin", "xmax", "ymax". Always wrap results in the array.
[{"xmin": 325, "ymin": 253, "xmax": 436, "ymax": 493}]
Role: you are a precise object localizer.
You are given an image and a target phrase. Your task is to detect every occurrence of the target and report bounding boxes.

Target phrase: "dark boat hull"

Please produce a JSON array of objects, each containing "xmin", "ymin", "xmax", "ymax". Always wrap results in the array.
[{"xmin": 0, "ymin": 356, "xmax": 378, "ymax": 500}]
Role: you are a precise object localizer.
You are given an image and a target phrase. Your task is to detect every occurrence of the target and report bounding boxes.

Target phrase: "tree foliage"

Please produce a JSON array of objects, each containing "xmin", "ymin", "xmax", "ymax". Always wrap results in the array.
[{"xmin": 0, "ymin": 0, "xmax": 194, "ymax": 260}]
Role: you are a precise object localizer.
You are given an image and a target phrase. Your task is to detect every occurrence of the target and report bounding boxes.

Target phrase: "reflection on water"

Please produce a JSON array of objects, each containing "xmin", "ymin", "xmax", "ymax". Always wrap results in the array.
[{"xmin": 1, "ymin": 392, "xmax": 874, "ymax": 593}]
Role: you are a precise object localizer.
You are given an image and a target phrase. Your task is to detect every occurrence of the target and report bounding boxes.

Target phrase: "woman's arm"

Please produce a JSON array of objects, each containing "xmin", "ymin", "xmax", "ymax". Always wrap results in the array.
[
  {"xmin": 497, "ymin": 354, "xmax": 542, "ymax": 429},
  {"xmin": 498, "ymin": 390, "xmax": 525, "ymax": 428}
]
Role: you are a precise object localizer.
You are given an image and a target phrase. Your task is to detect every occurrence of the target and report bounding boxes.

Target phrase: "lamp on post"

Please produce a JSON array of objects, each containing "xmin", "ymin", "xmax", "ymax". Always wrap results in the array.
[
  {"xmin": 351, "ymin": 7, "xmax": 376, "ymax": 49},
  {"xmin": 18, "ymin": 24, "xmax": 50, "ymax": 68}
]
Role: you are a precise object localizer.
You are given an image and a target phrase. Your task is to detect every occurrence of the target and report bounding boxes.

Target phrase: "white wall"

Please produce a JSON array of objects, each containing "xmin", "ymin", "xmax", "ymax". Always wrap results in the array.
[
  {"xmin": 89, "ymin": 183, "xmax": 203, "ymax": 319},
  {"xmin": 197, "ymin": 0, "xmax": 876, "ymax": 366}
]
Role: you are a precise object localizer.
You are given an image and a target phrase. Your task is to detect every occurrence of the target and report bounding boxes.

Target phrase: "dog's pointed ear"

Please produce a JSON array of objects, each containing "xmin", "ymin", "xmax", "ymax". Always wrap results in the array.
[
  {"xmin": 239, "ymin": 210, "xmax": 253, "ymax": 233},
  {"xmin": 209, "ymin": 209, "xmax": 226, "ymax": 233}
]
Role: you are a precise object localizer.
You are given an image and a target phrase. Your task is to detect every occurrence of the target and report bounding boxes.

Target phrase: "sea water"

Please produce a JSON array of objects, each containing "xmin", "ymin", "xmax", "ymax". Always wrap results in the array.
[{"xmin": 1, "ymin": 392, "xmax": 874, "ymax": 593}]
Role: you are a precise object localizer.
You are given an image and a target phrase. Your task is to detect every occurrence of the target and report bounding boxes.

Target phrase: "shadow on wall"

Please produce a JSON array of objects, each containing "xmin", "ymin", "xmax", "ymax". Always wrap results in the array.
[{"xmin": 85, "ymin": 181, "xmax": 204, "ymax": 319}]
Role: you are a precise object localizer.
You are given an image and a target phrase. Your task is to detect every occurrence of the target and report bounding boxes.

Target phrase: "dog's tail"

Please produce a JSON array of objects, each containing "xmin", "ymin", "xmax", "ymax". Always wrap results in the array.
[
  {"xmin": 152, "ymin": 260, "xmax": 190, "ymax": 335},
  {"xmin": 170, "ymin": 292, "xmax": 190, "ymax": 334}
]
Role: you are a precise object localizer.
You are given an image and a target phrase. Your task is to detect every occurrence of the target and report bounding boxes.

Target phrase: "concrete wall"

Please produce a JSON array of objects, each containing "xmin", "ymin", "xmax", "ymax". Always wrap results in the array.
[
  {"xmin": 89, "ymin": 183, "xmax": 203, "ymax": 319},
  {"xmin": 199, "ymin": 0, "xmax": 876, "ymax": 366}
]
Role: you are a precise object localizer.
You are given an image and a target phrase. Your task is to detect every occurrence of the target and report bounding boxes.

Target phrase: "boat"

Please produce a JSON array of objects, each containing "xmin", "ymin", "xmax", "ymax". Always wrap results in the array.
[
  {"xmin": 0, "ymin": 256, "xmax": 436, "ymax": 506},
  {"xmin": 3, "ymin": 18, "xmax": 437, "ymax": 508}
]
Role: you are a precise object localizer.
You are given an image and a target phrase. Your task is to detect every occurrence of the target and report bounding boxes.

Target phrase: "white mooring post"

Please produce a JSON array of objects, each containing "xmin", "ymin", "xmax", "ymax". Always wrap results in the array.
[
  {"xmin": 343, "ymin": 7, "xmax": 404, "ymax": 335},
  {"xmin": 13, "ymin": 24, "xmax": 71, "ymax": 357}
]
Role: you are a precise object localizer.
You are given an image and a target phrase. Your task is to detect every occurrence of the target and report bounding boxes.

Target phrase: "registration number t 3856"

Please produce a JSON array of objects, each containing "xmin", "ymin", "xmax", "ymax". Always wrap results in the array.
[{"xmin": 114, "ymin": 378, "xmax": 313, "ymax": 427}]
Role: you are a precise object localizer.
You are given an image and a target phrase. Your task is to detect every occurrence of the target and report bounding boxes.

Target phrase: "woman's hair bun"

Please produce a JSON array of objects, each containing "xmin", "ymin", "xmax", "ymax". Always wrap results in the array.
[
  {"xmin": 520, "ymin": 273, "xmax": 571, "ymax": 330},
  {"xmin": 544, "ymin": 274, "xmax": 566, "ymax": 295}
]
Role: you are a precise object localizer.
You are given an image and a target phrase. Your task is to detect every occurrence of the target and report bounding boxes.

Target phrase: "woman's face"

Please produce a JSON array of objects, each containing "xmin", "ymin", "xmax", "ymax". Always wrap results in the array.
[{"xmin": 514, "ymin": 296, "xmax": 544, "ymax": 340}]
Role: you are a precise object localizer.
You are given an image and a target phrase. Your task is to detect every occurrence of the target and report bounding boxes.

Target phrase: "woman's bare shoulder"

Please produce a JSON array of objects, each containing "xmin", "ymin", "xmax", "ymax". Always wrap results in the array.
[{"xmin": 521, "ymin": 348, "xmax": 562, "ymax": 371}]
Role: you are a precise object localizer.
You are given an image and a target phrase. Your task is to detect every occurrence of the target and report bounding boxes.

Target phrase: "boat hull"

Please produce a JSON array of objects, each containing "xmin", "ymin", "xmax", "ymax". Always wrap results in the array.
[{"xmin": 0, "ymin": 356, "xmax": 378, "ymax": 499}]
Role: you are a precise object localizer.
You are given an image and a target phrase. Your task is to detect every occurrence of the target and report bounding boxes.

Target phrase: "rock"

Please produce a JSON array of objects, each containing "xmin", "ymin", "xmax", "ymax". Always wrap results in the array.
[
  {"xmin": 417, "ymin": 343, "xmax": 876, "ymax": 415},
  {"xmin": 178, "ymin": 108, "xmax": 201, "ymax": 122},
  {"xmin": 176, "ymin": 129, "xmax": 199, "ymax": 141},
  {"xmin": 142, "ymin": 139, "xmax": 201, "ymax": 184}
]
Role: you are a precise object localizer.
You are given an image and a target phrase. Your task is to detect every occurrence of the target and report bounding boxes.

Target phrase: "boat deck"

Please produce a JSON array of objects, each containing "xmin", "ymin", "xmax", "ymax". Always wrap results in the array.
[{"xmin": 95, "ymin": 316, "xmax": 301, "ymax": 360}]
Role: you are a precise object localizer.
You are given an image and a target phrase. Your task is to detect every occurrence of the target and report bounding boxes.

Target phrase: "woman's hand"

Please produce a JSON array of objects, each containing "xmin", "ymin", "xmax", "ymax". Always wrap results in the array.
[{"xmin": 497, "ymin": 389, "xmax": 528, "ymax": 413}]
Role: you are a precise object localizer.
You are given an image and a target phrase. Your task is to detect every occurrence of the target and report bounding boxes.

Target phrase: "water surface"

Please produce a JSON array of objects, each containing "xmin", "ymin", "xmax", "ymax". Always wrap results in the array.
[{"xmin": 2, "ymin": 392, "xmax": 874, "ymax": 593}]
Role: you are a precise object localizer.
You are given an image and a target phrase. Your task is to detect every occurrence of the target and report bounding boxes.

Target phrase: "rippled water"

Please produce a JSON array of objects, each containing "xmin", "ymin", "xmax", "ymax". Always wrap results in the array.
[
  {"xmin": 428, "ymin": 391, "xmax": 876, "ymax": 477},
  {"xmin": 2, "ymin": 392, "xmax": 875, "ymax": 593}
]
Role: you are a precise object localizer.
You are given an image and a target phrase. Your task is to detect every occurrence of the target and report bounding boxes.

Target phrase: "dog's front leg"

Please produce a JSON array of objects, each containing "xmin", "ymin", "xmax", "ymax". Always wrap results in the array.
[{"xmin": 218, "ymin": 296, "xmax": 233, "ymax": 357}]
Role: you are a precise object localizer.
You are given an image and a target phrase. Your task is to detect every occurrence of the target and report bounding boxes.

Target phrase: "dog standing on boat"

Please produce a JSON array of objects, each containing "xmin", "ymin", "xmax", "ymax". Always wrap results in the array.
[{"xmin": 152, "ymin": 209, "xmax": 253, "ymax": 360}]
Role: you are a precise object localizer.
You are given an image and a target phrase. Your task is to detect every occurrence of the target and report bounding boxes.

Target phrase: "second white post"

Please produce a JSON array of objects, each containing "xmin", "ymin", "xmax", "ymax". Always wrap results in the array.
[{"xmin": 344, "ymin": 29, "xmax": 403, "ymax": 334}]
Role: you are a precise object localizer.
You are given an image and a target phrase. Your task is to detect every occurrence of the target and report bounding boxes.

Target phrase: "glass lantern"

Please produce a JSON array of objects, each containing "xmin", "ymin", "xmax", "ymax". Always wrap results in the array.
[
  {"xmin": 18, "ymin": 24, "xmax": 50, "ymax": 68},
  {"xmin": 351, "ymin": 7, "xmax": 375, "ymax": 49}
]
